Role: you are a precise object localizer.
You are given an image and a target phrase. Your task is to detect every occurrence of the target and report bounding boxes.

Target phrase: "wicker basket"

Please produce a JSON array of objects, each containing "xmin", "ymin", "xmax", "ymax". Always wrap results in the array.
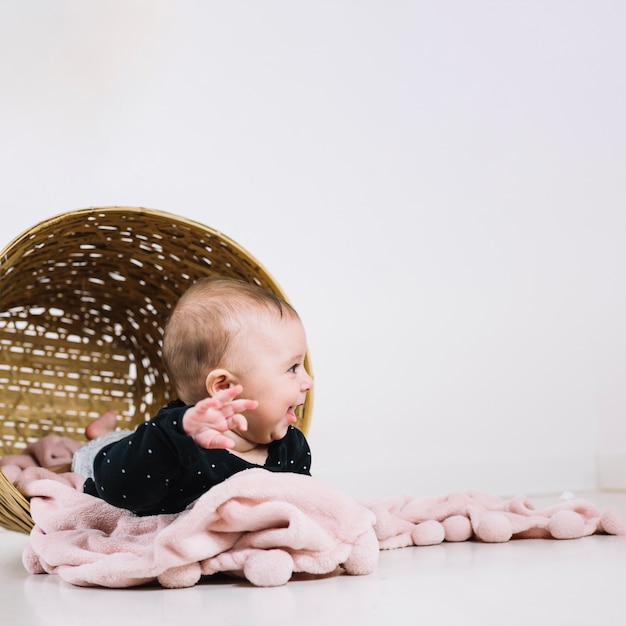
[{"xmin": 0, "ymin": 206, "xmax": 312, "ymax": 533}]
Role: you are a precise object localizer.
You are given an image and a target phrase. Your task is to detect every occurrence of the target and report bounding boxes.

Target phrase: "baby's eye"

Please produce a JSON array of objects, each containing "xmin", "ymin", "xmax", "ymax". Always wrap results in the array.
[{"xmin": 288, "ymin": 363, "xmax": 299, "ymax": 373}]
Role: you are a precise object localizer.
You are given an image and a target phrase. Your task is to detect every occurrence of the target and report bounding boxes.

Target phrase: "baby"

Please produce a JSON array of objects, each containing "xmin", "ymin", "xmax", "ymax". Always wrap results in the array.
[{"xmin": 79, "ymin": 276, "xmax": 314, "ymax": 516}]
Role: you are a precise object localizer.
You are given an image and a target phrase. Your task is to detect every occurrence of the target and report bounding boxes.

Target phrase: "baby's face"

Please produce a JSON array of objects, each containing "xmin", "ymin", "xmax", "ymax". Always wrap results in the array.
[{"xmin": 228, "ymin": 315, "xmax": 313, "ymax": 444}]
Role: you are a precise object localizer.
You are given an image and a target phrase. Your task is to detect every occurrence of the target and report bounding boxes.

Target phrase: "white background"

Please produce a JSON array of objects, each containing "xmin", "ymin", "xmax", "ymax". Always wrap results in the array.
[{"xmin": 1, "ymin": 0, "xmax": 625, "ymax": 499}]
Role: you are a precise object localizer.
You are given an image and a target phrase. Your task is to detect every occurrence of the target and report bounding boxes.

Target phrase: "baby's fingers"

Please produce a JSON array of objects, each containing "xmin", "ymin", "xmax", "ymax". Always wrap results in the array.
[
  {"xmin": 227, "ymin": 398, "xmax": 258, "ymax": 416},
  {"xmin": 193, "ymin": 413, "xmax": 247, "ymax": 448},
  {"xmin": 226, "ymin": 412, "xmax": 248, "ymax": 432},
  {"xmin": 213, "ymin": 384, "xmax": 245, "ymax": 404}
]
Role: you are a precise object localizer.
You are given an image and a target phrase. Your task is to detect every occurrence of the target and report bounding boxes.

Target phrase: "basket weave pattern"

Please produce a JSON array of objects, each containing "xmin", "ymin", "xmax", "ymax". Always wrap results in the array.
[{"xmin": 0, "ymin": 207, "xmax": 312, "ymax": 532}]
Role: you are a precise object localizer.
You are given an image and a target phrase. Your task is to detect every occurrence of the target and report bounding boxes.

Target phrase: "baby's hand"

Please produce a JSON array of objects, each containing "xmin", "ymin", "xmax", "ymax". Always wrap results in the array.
[{"xmin": 182, "ymin": 385, "xmax": 258, "ymax": 449}]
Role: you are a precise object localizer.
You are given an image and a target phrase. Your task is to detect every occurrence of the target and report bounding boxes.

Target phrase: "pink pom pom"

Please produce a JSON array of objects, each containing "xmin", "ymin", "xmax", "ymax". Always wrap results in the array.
[
  {"xmin": 243, "ymin": 549, "xmax": 294, "ymax": 587},
  {"xmin": 158, "ymin": 563, "xmax": 201, "ymax": 588},
  {"xmin": 442, "ymin": 515, "xmax": 473, "ymax": 542},
  {"xmin": 411, "ymin": 520, "xmax": 445, "ymax": 546},
  {"xmin": 474, "ymin": 513, "xmax": 513, "ymax": 543},
  {"xmin": 343, "ymin": 530, "xmax": 379, "ymax": 576},
  {"xmin": 599, "ymin": 510, "xmax": 626, "ymax": 536},
  {"xmin": 0, "ymin": 465, "xmax": 21, "ymax": 484},
  {"xmin": 548, "ymin": 510, "xmax": 585, "ymax": 539}
]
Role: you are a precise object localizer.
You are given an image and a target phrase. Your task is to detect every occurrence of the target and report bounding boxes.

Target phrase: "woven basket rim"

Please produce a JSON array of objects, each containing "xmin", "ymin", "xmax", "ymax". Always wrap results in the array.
[{"xmin": 2, "ymin": 206, "xmax": 282, "ymax": 293}]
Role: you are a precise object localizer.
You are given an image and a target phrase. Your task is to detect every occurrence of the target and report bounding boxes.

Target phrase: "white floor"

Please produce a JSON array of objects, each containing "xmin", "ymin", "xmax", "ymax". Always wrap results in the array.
[{"xmin": 2, "ymin": 490, "xmax": 625, "ymax": 626}]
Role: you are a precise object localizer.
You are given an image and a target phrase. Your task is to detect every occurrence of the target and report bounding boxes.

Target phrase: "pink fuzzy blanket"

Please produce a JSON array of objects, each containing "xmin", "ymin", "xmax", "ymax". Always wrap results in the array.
[
  {"xmin": 2, "ymin": 438, "xmax": 624, "ymax": 588},
  {"xmin": 16, "ymin": 467, "xmax": 379, "ymax": 588}
]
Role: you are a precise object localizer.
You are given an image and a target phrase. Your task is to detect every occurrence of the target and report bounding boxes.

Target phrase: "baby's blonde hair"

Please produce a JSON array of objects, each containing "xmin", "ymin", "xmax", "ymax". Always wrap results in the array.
[{"xmin": 162, "ymin": 277, "xmax": 299, "ymax": 404}]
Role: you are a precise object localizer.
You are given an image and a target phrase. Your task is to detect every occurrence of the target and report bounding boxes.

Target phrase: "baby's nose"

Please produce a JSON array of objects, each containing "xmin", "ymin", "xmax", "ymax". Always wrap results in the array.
[{"xmin": 302, "ymin": 370, "xmax": 314, "ymax": 391}]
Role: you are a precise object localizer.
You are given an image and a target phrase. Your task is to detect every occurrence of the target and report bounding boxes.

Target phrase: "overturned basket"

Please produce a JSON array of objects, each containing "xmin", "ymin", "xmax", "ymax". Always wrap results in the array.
[{"xmin": 0, "ymin": 206, "xmax": 312, "ymax": 533}]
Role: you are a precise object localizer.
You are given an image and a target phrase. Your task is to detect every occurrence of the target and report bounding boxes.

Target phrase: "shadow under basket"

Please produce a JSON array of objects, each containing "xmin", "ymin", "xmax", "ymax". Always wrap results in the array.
[{"xmin": 0, "ymin": 206, "xmax": 312, "ymax": 533}]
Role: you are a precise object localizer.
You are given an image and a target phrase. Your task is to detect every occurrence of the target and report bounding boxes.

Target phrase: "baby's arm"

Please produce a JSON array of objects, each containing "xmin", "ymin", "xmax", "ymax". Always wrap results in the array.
[{"xmin": 182, "ymin": 385, "xmax": 258, "ymax": 449}]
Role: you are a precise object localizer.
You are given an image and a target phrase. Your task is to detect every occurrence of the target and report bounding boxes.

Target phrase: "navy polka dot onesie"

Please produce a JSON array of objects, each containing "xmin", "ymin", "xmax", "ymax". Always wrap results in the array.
[{"xmin": 83, "ymin": 400, "xmax": 312, "ymax": 516}]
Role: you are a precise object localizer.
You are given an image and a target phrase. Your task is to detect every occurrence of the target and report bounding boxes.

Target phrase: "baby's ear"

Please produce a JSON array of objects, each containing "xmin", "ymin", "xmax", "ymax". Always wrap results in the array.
[{"xmin": 205, "ymin": 369, "xmax": 236, "ymax": 396}]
